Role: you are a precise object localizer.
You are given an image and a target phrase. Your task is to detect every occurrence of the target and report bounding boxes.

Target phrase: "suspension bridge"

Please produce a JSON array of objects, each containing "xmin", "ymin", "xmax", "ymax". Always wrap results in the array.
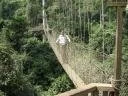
[{"xmin": 29, "ymin": 0, "xmax": 127, "ymax": 96}]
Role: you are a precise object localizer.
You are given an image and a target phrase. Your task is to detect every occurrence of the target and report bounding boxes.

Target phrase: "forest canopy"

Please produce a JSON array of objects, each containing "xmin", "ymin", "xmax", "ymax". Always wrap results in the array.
[{"xmin": 0, "ymin": 0, "xmax": 128, "ymax": 96}]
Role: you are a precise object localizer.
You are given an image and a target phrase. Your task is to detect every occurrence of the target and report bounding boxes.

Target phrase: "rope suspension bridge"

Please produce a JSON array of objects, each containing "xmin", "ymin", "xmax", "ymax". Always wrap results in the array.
[{"xmin": 29, "ymin": 0, "xmax": 128, "ymax": 96}]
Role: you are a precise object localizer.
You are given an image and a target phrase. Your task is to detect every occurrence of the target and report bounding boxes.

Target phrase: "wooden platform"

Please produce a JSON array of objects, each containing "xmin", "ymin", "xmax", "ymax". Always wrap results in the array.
[{"xmin": 57, "ymin": 83, "xmax": 115, "ymax": 96}]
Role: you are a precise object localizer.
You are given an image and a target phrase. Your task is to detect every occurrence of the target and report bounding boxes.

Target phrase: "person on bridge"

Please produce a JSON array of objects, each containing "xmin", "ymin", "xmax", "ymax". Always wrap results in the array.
[{"xmin": 56, "ymin": 31, "xmax": 70, "ymax": 64}]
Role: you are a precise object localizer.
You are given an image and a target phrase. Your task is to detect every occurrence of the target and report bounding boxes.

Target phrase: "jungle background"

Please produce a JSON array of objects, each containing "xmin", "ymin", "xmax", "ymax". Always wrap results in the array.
[{"xmin": 0, "ymin": 0, "xmax": 128, "ymax": 96}]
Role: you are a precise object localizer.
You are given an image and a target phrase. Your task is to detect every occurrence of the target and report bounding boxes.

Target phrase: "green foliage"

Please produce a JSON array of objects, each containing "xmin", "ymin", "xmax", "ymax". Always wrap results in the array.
[
  {"xmin": 6, "ymin": 16, "xmax": 28, "ymax": 51},
  {"xmin": 23, "ymin": 37, "xmax": 64, "ymax": 89},
  {"xmin": 0, "ymin": 19, "xmax": 4, "ymax": 31},
  {"xmin": 0, "ymin": 0, "xmax": 74, "ymax": 95},
  {"xmin": 0, "ymin": 0, "xmax": 128, "ymax": 95},
  {"xmin": 91, "ymin": 21, "xmax": 115, "ymax": 55},
  {"xmin": 0, "ymin": 0, "xmax": 20, "ymax": 19},
  {"xmin": 48, "ymin": 74, "xmax": 74, "ymax": 95},
  {"xmin": 0, "ymin": 90, "xmax": 4, "ymax": 96},
  {"xmin": 0, "ymin": 44, "xmax": 36, "ymax": 96},
  {"xmin": 0, "ymin": 45, "xmax": 14, "ymax": 85},
  {"xmin": 40, "ymin": 74, "xmax": 74, "ymax": 96},
  {"xmin": 26, "ymin": 0, "xmax": 42, "ymax": 26}
]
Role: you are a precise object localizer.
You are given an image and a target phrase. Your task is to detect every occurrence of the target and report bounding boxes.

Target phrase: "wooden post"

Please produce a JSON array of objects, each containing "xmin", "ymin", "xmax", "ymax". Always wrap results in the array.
[
  {"xmin": 103, "ymin": 91, "xmax": 108, "ymax": 96},
  {"xmin": 109, "ymin": 92, "xmax": 115, "ymax": 96},
  {"xmin": 114, "ymin": 7, "xmax": 123, "ymax": 96},
  {"xmin": 107, "ymin": 1, "xmax": 127, "ymax": 96},
  {"xmin": 91, "ymin": 90, "xmax": 99, "ymax": 96}
]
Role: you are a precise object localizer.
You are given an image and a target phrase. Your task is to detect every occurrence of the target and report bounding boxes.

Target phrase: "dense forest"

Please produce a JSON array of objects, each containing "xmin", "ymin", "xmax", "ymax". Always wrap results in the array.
[
  {"xmin": 0, "ymin": 0, "xmax": 74, "ymax": 96},
  {"xmin": 0, "ymin": 0, "xmax": 128, "ymax": 96}
]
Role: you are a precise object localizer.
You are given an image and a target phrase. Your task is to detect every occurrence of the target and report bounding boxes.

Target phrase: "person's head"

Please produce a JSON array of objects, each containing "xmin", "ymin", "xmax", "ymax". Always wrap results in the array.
[{"xmin": 61, "ymin": 31, "xmax": 65, "ymax": 35}]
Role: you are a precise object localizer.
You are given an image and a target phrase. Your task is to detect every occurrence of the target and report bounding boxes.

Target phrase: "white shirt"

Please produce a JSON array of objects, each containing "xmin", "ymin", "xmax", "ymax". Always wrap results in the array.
[{"xmin": 56, "ymin": 35, "xmax": 70, "ymax": 45}]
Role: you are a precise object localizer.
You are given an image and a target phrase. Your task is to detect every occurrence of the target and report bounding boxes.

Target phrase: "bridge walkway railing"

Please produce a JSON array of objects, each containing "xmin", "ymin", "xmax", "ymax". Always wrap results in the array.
[{"xmin": 57, "ymin": 83, "xmax": 115, "ymax": 96}]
